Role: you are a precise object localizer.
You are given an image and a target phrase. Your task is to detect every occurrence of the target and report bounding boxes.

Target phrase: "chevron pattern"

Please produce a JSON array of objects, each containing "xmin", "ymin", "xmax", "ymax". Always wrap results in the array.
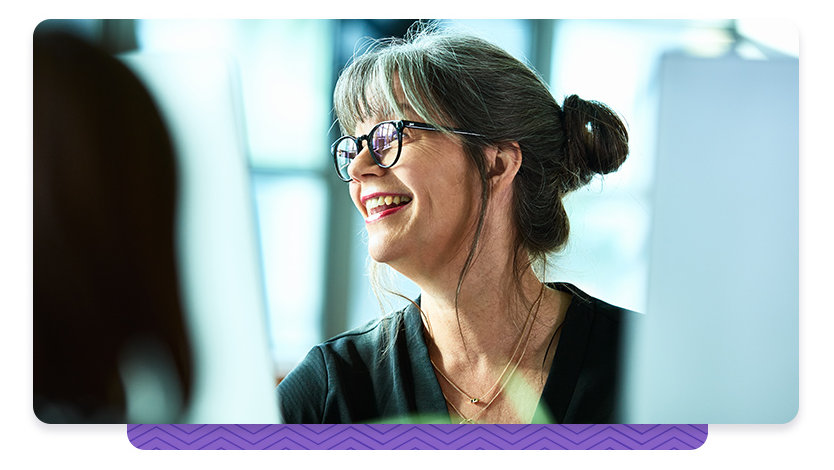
[{"xmin": 127, "ymin": 424, "xmax": 707, "ymax": 450}]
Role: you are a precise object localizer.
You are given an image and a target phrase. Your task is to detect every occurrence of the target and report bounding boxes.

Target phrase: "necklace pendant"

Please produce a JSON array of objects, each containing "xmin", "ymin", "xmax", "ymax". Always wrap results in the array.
[{"xmin": 470, "ymin": 398, "xmax": 479, "ymax": 404}]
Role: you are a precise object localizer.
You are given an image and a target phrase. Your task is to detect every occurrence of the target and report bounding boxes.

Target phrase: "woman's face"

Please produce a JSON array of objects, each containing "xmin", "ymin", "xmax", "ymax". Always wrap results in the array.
[{"xmin": 347, "ymin": 115, "xmax": 482, "ymax": 278}]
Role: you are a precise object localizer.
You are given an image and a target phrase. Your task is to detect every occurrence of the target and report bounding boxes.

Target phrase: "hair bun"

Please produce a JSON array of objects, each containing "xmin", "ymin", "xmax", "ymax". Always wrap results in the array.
[{"xmin": 561, "ymin": 94, "xmax": 629, "ymax": 190}]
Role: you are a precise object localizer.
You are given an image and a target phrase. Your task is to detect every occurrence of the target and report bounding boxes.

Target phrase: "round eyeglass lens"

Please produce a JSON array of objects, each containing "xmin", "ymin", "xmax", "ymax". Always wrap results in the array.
[
  {"xmin": 371, "ymin": 122, "xmax": 399, "ymax": 167},
  {"xmin": 334, "ymin": 138, "xmax": 357, "ymax": 180}
]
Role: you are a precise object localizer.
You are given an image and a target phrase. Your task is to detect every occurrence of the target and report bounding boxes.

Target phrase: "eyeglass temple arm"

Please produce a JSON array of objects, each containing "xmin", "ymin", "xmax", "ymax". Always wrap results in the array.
[{"xmin": 400, "ymin": 120, "xmax": 484, "ymax": 138}]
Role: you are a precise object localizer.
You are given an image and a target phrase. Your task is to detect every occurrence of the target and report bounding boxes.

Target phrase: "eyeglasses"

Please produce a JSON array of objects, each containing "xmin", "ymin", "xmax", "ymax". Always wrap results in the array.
[{"xmin": 331, "ymin": 119, "xmax": 483, "ymax": 182}]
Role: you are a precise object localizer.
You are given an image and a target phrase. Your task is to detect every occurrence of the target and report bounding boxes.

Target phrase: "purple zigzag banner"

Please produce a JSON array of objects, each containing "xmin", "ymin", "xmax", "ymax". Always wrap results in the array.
[{"xmin": 127, "ymin": 424, "xmax": 708, "ymax": 450}]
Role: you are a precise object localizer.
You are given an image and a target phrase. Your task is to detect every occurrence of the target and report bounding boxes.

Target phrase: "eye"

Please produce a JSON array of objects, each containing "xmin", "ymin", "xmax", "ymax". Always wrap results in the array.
[{"xmin": 371, "ymin": 123, "xmax": 399, "ymax": 152}]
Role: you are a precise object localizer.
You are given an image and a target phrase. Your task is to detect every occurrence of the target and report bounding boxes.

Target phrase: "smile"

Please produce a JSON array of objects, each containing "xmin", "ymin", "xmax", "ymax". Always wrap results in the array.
[{"xmin": 362, "ymin": 194, "xmax": 412, "ymax": 223}]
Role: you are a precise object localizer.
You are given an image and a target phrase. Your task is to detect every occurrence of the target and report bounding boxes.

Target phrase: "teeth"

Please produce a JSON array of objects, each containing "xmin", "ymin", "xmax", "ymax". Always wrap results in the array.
[{"xmin": 364, "ymin": 195, "xmax": 411, "ymax": 212}]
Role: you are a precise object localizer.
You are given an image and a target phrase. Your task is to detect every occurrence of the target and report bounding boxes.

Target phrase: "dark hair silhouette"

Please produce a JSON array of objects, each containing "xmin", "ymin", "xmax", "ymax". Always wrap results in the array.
[{"xmin": 34, "ymin": 29, "xmax": 193, "ymax": 423}]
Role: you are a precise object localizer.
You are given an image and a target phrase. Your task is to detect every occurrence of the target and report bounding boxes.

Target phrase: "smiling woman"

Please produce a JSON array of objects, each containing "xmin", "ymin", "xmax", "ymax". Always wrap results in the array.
[{"xmin": 277, "ymin": 23, "xmax": 633, "ymax": 424}]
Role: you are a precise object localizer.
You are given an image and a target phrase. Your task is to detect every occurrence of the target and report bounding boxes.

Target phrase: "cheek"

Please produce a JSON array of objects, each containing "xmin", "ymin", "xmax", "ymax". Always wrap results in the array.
[
  {"xmin": 432, "ymin": 178, "xmax": 483, "ymax": 237},
  {"xmin": 449, "ymin": 162, "xmax": 483, "ymax": 211},
  {"xmin": 429, "ymin": 155, "xmax": 481, "ymax": 218}
]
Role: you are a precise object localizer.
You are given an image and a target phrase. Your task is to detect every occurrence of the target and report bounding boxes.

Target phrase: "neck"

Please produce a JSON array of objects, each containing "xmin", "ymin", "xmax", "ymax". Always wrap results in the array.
[
  {"xmin": 421, "ymin": 264, "xmax": 549, "ymax": 351},
  {"xmin": 388, "ymin": 207, "xmax": 571, "ymax": 424},
  {"xmin": 385, "ymin": 200, "xmax": 566, "ymax": 363}
]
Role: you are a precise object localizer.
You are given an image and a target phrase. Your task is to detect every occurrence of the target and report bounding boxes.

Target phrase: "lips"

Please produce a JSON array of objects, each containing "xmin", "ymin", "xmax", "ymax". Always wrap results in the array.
[{"xmin": 361, "ymin": 193, "xmax": 412, "ymax": 222}]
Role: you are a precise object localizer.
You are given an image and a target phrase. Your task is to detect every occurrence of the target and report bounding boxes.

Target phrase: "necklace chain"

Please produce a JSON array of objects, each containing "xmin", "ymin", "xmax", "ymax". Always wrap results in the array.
[
  {"xmin": 428, "ymin": 285, "xmax": 548, "ymax": 424},
  {"xmin": 429, "ymin": 318, "xmax": 527, "ymax": 404},
  {"xmin": 436, "ymin": 321, "xmax": 535, "ymax": 424}
]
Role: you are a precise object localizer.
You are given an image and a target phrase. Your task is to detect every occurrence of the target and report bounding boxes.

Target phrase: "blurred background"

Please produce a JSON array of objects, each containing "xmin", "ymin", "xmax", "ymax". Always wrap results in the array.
[{"xmin": 34, "ymin": 19, "xmax": 798, "ymax": 423}]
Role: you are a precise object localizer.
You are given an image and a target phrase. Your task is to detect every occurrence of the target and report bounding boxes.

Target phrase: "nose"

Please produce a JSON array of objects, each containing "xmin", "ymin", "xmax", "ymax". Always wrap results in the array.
[{"xmin": 347, "ymin": 144, "xmax": 385, "ymax": 182}]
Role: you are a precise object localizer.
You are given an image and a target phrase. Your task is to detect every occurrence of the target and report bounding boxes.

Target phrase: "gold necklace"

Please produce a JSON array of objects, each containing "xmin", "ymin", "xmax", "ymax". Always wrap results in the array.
[
  {"xmin": 429, "ymin": 320, "xmax": 527, "ymax": 405},
  {"xmin": 429, "ymin": 286, "xmax": 546, "ymax": 423},
  {"xmin": 436, "ymin": 320, "xmax": 535, "ymax": 424}
]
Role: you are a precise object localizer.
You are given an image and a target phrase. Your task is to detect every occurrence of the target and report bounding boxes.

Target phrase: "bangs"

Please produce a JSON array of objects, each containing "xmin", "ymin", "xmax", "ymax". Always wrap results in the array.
[
  {"xmin": 333, "ymin": 52, "xmax": 402, "ymax": 135},
  {"xmin": 333, "ymin": 40, "xmax": 455, "ymax": 136}
]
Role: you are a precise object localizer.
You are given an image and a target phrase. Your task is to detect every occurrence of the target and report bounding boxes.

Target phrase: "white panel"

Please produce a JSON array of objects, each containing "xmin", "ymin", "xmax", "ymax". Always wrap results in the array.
[
  {"xmin": 625, "ymin": 53, "xmax": 799, "ymax": 423},
  {"xmin": 252, "ymin": 175, "xmax": 326, "ymax": 372}
]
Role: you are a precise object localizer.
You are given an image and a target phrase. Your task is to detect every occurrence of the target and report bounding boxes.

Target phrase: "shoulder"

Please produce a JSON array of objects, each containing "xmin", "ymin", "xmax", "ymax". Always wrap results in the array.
[
  {"xmin": 283, "ymin": 309, "xmax": 404, "ymax": 382},
  {"xmin": 558, "ymin": 282, "xmax": 642, "ymax": 354},
  {"xmin": 277, "ymin": 307, "xmax": 409, "ymax": 423},
  {"xmin": 545, "ymin": 282, "xmax": 639, "ymax": 423},
  {"xmin": 318, "ymin": 308, "xmax": 406, "ymax": 359},
  {"xmin": 551, "ymin": 282, "xmax": 640, "ymax": 326}
]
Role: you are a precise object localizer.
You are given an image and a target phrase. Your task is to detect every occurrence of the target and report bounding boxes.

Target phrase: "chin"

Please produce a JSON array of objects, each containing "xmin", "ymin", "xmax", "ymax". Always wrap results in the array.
[{"xmin": 367, "ymin": 240, "xmax": 399, "ymax": 265}]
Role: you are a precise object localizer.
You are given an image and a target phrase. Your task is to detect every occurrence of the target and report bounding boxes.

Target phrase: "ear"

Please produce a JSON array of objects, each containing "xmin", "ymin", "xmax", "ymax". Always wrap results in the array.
[{"xmin": 486, "ymin": 142, "xmax": 522, "ymax": 194}]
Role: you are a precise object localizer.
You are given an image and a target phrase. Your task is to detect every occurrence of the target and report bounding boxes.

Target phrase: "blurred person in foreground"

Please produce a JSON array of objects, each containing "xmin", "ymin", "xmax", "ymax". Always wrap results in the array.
[{"xmin": 34, "ymin": 28, "xmax": 192, "ymax": 423}]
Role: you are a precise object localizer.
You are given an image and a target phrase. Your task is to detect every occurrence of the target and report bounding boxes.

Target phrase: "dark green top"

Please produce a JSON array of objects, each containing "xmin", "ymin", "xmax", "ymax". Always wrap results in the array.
[{"xmin": 277, "ymin": 283, "xmax": 636, "ymax": 424}]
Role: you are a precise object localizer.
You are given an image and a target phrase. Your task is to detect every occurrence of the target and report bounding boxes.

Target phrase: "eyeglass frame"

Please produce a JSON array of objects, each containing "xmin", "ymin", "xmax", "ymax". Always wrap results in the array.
[{"xmin": 331, "ymin": 119, "xmax": 485, "ymax": 182}]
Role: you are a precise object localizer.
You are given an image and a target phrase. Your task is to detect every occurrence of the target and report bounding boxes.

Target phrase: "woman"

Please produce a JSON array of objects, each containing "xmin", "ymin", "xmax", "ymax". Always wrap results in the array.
[{"xmin": 278, "ymin": 26, "xmax": 632, "ymax": 424}]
